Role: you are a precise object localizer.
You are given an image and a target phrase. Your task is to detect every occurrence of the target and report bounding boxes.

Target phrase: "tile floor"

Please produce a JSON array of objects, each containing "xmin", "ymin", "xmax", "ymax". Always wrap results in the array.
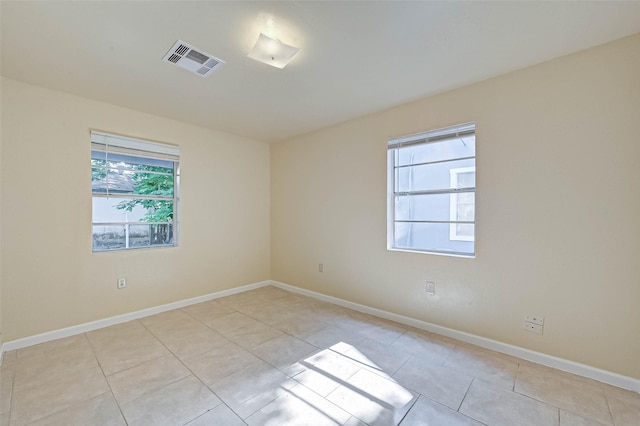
[{"xmin": 1, "ymin": 285, "xmax": 638, "ymax": 425}]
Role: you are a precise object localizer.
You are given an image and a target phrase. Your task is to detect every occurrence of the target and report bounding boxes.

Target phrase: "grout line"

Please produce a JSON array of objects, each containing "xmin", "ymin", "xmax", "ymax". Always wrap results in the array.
[
  {"xmin": 391, "ymin": 349, "xmax": 413, "ymax": 377},
  {"xmin": 83, "ymin": 332, "xmax": 130, "ymax": 425},
  {"xmin": 395, "ymin": 395, "xmax": 420, "ymax": 425},
  {"xmin": 136, "ymin": 310, "xmax": 244, "ymax": 424},
  {"xmin": 456, "ymin": 376, "xmax": 475, "ymax": 412},
  {"xmin": 601, "ymin": 388, "xmax": 618, "ymax": 426}
]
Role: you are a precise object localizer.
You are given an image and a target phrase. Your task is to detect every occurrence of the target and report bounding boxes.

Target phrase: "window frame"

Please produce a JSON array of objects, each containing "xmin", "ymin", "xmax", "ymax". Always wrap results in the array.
[
  {"xmin": 449, "ymin": 166, "xmax": 476, "ymax": 242},
  {"xmin": 387, "ymin": 122, "xmax": 476, "ymax": 257},
  {"xmin": 90, "ymin": 131, "xmax": 180, "ymax": 252}
]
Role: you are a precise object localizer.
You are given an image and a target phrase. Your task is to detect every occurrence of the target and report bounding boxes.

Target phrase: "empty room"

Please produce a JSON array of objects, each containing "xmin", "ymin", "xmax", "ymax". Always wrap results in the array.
[{"xmin": 1, "ymin": 1, "xmax": 639, "ymax": 425}]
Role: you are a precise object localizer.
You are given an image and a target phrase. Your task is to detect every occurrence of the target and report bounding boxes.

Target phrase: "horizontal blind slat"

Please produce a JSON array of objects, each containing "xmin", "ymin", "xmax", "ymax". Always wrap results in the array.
[
  {"xmin": 388, "ymin": 122, "xmax": 475, "ymax": 150},
  {"xmin": 91, "ymin": 131, "xmax": 179, "ymax": 161}
]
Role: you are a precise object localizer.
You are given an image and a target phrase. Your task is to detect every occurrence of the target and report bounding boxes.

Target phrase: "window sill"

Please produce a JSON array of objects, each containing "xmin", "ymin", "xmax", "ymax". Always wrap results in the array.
[{"xmin": 387, "ymin": 246, "xmax": 475, "ymax": 259}]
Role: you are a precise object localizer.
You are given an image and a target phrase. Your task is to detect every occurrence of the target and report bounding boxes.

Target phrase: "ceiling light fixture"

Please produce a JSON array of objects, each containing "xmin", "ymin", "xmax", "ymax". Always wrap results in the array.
[{"xmin": 248, "ymin": 33, "xmax": 300, "ymax": 69}]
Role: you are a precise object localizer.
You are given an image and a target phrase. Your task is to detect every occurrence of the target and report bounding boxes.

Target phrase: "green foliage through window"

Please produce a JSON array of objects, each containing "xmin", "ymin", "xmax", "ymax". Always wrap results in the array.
[
  {"xmin": 91, "ymin": 131, "xmax": 180, "ymax": 251},
  {"xmin": 115, "ymin": 165, "xmax": 175, "ymax": 223}
]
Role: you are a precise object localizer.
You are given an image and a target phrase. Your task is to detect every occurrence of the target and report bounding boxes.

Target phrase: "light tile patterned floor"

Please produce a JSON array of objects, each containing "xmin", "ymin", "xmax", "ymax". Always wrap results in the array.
[{"xmin": 1, "ymin": 286, "xmax": 638, "ymax": 425}]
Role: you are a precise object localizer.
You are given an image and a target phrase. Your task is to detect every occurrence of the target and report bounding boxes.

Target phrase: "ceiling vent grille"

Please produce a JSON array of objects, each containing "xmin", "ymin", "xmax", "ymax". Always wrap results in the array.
[{"xmin": 162, "ymin": 40, "xmax": 224, "ymax": 77}]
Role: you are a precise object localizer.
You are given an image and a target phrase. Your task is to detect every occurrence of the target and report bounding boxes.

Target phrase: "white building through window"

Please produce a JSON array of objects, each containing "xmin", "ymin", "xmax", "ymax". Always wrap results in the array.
[
  {"xmin": 387, "ymin": 123, "xmax": 476, "ymax": 257},
  {"xmin": 449, "ymin": 167, "xmax": 476, "ymax": 242},
  {"xmin": 91, "ymin": 131, "xmax": 180, "ymax": 252}
]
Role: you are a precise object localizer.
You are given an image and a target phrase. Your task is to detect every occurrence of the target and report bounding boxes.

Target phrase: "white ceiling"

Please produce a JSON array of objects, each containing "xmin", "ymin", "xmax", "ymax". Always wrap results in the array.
[{"xmin": 2, "ymin": 1, "xmax": 639, "ymax": 143}]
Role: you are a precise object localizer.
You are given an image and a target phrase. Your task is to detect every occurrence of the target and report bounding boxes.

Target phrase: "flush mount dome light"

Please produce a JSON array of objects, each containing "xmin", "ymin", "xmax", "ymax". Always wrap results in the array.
[{"xmin": 248, "ymin": 33, "xmax": 300, "ymax": 69}]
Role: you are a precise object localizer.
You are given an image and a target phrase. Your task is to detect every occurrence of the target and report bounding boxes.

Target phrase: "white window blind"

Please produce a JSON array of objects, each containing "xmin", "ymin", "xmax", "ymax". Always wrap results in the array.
[
  {"xmin": 387, "ymin": 123, "xmax": 476, "ymax": 257},
  {"xmin": 91, "ymin": 131, "xmax": 179, "ymax": 161}
]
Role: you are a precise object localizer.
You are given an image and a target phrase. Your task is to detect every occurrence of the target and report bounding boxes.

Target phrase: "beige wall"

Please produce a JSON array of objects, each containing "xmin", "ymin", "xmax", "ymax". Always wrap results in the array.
[
  {"xmin": 0, "ymin": 77, "xmax": 270, "ymax": 341},
  {"xmin": 0, "ymin": 81, "xmax": 2, "ymax": 348},
  {"xmin": 271, "ymin": 34, "xmax": 640, "ymax": 379}
]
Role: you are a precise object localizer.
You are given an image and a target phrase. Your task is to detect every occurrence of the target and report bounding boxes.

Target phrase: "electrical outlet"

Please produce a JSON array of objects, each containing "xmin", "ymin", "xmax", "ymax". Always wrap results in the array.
[
  {"xmin": 425, "ymin": 281, "xmax": 436, "ymax": 295},
  {"xmin": 318, "ymin": 263, "xmax": 323, "ymax": 273},
  {"xmin": 523, "ymin": 322, "xmax": 543, "ymax": 334},
  {"xmin": 525, "ymin": 314, "xmax": 544, "ymax": 326},
  {"xmin": 117, "ymin": 277, "xmax": 127, "ymax": 289}
]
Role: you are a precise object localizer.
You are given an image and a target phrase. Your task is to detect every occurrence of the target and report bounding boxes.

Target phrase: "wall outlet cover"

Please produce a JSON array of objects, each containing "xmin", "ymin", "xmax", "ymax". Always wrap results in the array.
[
  {"xmin": 524, "ymin": 322, "xmax": 543, "ymax": 334},
  {"xmin": 426, "ymin": 281, "xmax": 436, "ymax": 295},
  {"xmin": 525, "ymin": 314, "xmax": 544, "ymax": 326}
]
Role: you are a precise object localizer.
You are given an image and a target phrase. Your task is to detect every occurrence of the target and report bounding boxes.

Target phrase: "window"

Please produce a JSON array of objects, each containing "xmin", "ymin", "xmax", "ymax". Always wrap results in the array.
[
  {"xmin": 91, "ymin": 131, "xmax": 180, "ymax": 252},
  {"xmin": 387, "ymin": 123, "xmax": 476, "ymax": 257}
]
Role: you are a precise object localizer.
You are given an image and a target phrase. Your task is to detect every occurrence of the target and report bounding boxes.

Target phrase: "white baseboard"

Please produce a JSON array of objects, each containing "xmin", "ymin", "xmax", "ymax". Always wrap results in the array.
[
  {"xmin": 2, "ymin": 278, "xmax": 638, "ymax": 394},
  {"xmin": 0, "ymin": 280, "xmax": 269, "ymax": 357},
  {"xmin": 269, "ymin": 280, "xmax": 640, "ymax": 393}
]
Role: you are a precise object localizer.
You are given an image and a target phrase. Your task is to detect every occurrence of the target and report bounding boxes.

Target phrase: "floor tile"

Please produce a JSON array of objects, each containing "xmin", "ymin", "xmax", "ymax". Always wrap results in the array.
[
  {"xmin": 605, "ymin": 388, "xmax": 640, "ymax": 426},
  {"xmin": 15, "ymin": 334, "xmax": 89, "ymax": 360},
  {"xmin": 185, "ymin": 404, "xmax": 245, "ymax": 426},
  {"xmin": 292, "ymin": 300, "xmax": 341, "ymax": 318},
  {"xmin": 331, "ymin": 338, "xmax": 411, "ymax": 377},
  {"xmin": 515, "ymin": 363, "xmax": 613, "ymax": 425},
  {"xmin": 223, "ymin": 321, "xmax": 283, "ymax": 349},
  {"xmin": 139, "ymin": 309, "xmax": 196, "ymax": 331},
  {"xmin": 320, "ymin": 310, "xmax": 369, "ymax": 330},
  {"xmin": 0, "ymin": 351, "xmax": 17, "ymax": 367},
  {"xmin": 240, "ymin": 303, "xmax": 297, "ymax": 325},
  {"xmin": 358, "ymin": 322, "xmax": 407, "ymax": 346},
  {"xmin": 245, "ymin": 285, "xmax": 292, "ymax": 301},
  {"xmin": 204, "ymin": 312, "xmax": 259, "ymax": 333},
  {"xmin": 393, "ymin": 356, "xmax": 473, "ymax": 410},
  {"xmin": 559, "ymin": 409, "xmax": 607, "ymax": 426},
  {"xmin": 26, "ymin": 392, "xmax": 125, "ymax": 426},
  {"xmin": 300, "ymin": 324, "xmax": 367, "ymax": 349},
  {"xmin": 272, "ymin": 294, "xmax": 319, "ymax": 311},
  {"xmin": 181, "ymin": 299, "xmax": 236, "ymax": 323},
  {"xmin": 251, "ymin": 334, "xmax": 317, "ymax": 372},
  {"xmin": 460, "ymin": 379, "xmax": 559, "ymax": 426},
  {"xmin": 141, "ymin": 310, "xmax": 211, "ymax": 344},
  {"xmin": 326, "ymin": 368, "xmax": 418, "ymax": 426},
  {"xmin": 301, "ymin": 349, "xmax": 361, "ymax": 383},
  {"xmin": 216, "ymin": 294, "xmax": 260, "ymax": 310},
  {"xmin": 237, "ymin": 288, "xmax": 280, "ymax": 301},
  {"xmin": 400, "ymin": 395, "xmax": 483, "ymax": 426},
  {"xmin": 84, "ymin": 320, "xmax": 143, "ymax": 345},
  {"xmin": 162, "ymin": 327, "xmax": 229, "ymax": 359},
  {"xmin": 14, "ymin": 335, "xmax": 98, "ymax": 381},
  {"xmin": 349, "ymin": 367, "xmax": 416, "ymax": 406},
  {"xmin": 245, "ymin": 383, "xmax": 351, "ymax": 426},
  {"xmin": 107, "ymin": 354, "xmax": 190, "ymax": 405},
  {"xmin": 10, "ymin": 364, "xmax": 109, "ymax": 426},
  {"xmin": 120, "ymin": 375, "xmax": 220, "ymax": 426},
  {"xmin": 365, "ymin": 316, "xmax": 408, "ymax": 333},
  {"xmin": 86, "ymin": 321, "xmax": 170, "ymax": 375},
  {"xmin": 183, "ymin": 342, "xmax": 260, "ymax": 385},
  {"xmin": 270, "ymin": 314, "xmax": 328, "ymax": 338},
  {"xmin": 344, "ymin": 417, "xmax": 368, "ymax": 426},
  {"xmin": 444, "ymin": 344, "xmax": 519, "ymax": 390},
  {"xmin": 1, "ymin": 365, "xmax": 15, "ymax": 415},
  {"xmin": 211, "ymin": 360, "xmax": 298, "ymax": 419},
  {"xmin": 292, "ymin": 368, "xmax": 343, "ymax": 398},
  {"xmin": 391, "ymin": 330, "xmax": 455, "ymax": 365},
  {"xmin": 601, "ymin": 382, "xmax": 640, "ymax": 403}
]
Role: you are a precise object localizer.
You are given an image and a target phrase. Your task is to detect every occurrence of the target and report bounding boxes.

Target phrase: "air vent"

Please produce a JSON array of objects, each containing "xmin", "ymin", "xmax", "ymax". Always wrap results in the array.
[{"xmin": 162, "ymin": 40, "xmax": 224, "ymax": 77}]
